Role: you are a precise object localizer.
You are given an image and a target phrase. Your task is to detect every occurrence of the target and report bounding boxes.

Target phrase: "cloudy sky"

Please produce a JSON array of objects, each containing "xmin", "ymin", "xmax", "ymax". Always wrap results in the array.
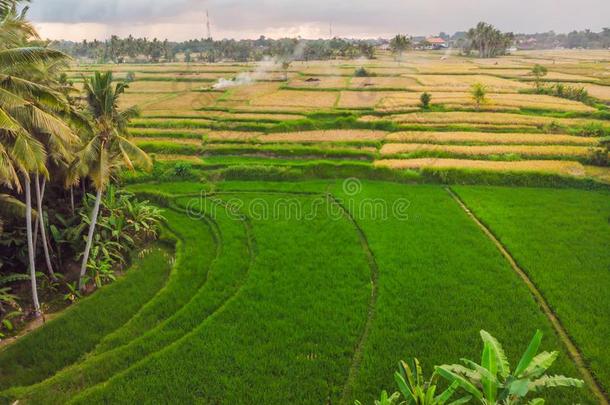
[{"xmin": 28, "ymin": 0, "xmax": 610, "ymax": 41}]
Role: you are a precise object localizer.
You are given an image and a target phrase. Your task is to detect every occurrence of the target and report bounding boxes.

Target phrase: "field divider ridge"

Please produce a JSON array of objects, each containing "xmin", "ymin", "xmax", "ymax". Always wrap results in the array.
[
  {"xmin": 326, "ymin": 192, "xmax": 380, "ymax": 405},
  {"xmin": 445, "ymin": 186, "xmax": 608, "ymax": 405}
]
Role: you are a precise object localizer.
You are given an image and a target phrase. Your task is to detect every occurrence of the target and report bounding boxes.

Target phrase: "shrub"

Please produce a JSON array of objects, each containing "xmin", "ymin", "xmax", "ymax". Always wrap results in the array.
[
  {"xmin": 534, "ymin": 83, "xmax": 593, "ymax": 104},
  {"xmin": 531, "ymin": 64, "xmax": 548, "ymax": 89},
  {"xmin": 66, "ymin": 187, "xmax": 165, "ymax": 289},
  {"xmin": 354, "ymin": 67, "xmax": 374, "ymax": 77},
  {"xmin": 173, "ymin": 162, "xmax": 193, "ymax": 177},
  {"xmin": 470, "ymin": 83, "xmax": 488, "ymax": 110},
  {"xmin": 574, "ymin": 122, "xmax": 608, "ymax": 137},
  {"xmin": 420, "ymin": 92, "xmax": 432, "ymax": 109},
  {"xmin": 541, "ymin": 120, "xmax": 564, "ymax": 134},
  {"xmin": 587, "ymin": 148, "xmax": 609, "ymax": 166},
  {"xmin": 435, "ymin": 330, "xmax": 584, "ymax": 404}
]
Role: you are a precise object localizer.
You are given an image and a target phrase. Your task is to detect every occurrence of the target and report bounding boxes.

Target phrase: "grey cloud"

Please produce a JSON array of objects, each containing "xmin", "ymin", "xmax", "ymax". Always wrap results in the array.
[{"xmin": 27, "ymin": 0, "xmax": 610, "ymax": 38}]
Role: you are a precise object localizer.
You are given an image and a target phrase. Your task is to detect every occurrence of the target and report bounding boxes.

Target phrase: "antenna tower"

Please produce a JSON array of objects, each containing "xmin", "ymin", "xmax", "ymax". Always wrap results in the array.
[{"xmin": 206, "ymin": 10, "xmax": 212, "ymax": 40}]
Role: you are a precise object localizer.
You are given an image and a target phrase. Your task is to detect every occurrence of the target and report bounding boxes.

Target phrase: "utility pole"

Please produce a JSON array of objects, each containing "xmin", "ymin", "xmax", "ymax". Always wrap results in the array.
[
  {"xmin": 206, "ymin": 10, "xmax": 212, "ymax": 40},
  {"xmin": 329, "ymin": 22, "xmax": 333, "ymax": 39}
]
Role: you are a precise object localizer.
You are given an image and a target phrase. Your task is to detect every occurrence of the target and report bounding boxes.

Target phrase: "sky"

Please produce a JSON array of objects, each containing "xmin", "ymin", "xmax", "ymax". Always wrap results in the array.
[{"xmin": 27, "ymin": 0, "xmax": 610, "ymax": 42}]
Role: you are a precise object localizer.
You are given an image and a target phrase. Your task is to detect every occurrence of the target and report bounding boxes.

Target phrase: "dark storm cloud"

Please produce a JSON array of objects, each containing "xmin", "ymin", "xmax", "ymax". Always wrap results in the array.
[{"xmin": 27, "ymin": 0, "xmax": 610, "ymax": 38}]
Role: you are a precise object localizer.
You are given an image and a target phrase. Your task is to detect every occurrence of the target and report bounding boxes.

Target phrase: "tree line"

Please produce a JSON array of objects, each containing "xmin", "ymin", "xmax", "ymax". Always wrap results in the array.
[{"xmin": 49, "ymin": 36, "xmax": 377, "ymax": 63}]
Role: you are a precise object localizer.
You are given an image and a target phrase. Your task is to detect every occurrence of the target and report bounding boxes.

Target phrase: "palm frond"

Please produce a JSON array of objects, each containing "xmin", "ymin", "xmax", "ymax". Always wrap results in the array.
[{"xmin": 0, "ymin": 47, "xmax": 67, "ymax": 68}]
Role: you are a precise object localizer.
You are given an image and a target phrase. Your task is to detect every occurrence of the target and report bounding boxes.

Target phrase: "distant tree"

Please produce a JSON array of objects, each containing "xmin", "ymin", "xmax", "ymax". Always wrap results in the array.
[
  {"xmin": 464, "ymin": 22, "xmax": 514, "ymax": 58},
  {"xmin": 420, "ymin": 92, "xmax": 432, "ymax": 109},
  {"xmin": 390, "ymin": 34, "xmax": 412, "ymax": 59},
  {"xmin": 471, "ymin": 83, "xmax": 488, "ymax": 110},
  {"xmin": 531, "ymin": 64, "xmax": 548, "ymax": 90},
  {"xmin": 358, "ymin": 43, "xmax": 375, "ymax": 59},
  {"xmin": 281, "ymin": 60, "xmax": 291, "ymax": 81}
]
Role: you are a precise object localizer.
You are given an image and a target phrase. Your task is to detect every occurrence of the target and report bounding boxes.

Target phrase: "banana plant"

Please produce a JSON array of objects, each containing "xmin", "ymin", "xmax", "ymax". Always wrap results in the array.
[
  {"xmin": 394, "ymin": 358, "xmax": 471, "ymax": 405},
  {"xmin": 435, "ymin": 330, "xmax": 584, "ymax": 405},
  {"xmin": 356, "ymin": 391, "xmax": 402, "ymax": 405}
]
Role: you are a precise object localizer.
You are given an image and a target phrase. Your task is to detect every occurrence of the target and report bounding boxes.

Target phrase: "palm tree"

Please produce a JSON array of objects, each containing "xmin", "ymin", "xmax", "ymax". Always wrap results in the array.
[
  {"xmin": 390, "ymin": 34, "xmax": 412, "ymax": 60},
  {"xmin": 72, "ymin": 71, "xmax": 151, "ymax": 291},
  {"xmin": 1, "ymin": 0, "xmax": 76, "ymax": 316}
]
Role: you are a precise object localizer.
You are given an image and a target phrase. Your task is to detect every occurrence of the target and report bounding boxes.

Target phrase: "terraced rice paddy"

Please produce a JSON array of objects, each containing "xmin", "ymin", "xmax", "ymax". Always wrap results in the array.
[
  {"xmin": 380, "ymin": 143, "xmax": 594, "ymax": 159},
  {"xmin": 4, "ymin": 50, "xmax": 607, "ymax": 404},
  {"xmin": 87, "ymin": 50, "xmax": 608, "ymax": 180},
  {"xmin": 1, "ymin": 181, "xmax": 607, "ymax": 404},
  {"xmin": 376, "ymin": 158, "xmax": 587, "ymax": 176}
]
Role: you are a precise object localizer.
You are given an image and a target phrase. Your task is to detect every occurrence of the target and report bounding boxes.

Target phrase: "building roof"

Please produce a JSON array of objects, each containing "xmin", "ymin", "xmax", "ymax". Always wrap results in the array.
[{"xmin": 426, "ymin": 37, "xmax": 446, "ymax": 44}]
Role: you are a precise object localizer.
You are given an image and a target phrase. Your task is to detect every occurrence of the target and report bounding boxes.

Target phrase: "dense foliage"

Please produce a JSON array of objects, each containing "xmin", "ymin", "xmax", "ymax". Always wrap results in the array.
[
  {"xmin": 49, "ymin": 36, "xmax": 377, "ymax": 63},
  {"xmin": 0, "ymin": 0, "xmax": 156, "ymax": 332}
]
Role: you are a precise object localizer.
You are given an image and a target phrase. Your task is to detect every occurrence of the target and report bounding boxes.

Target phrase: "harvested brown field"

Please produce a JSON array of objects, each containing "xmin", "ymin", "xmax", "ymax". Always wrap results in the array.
[
  {"xmin": 380, "ymin": 143, "xmax": 594, "ymax": 157},
  {"xmin": 375, "ymin": 158, "xmax": 587, "ymax": 176},
  {"xmin": 131, "ymin": 128, "xmax": 261, "ymax": 141},
  {"xmin": 337, "ymin": 91, "xmax": 404, "ymax": 108},
  {"xmin": 144, "ymin": 92, "xmax": 221, "ymax": 110},
  {"xmin": 119, "ymin": 93, "xmax": 170, "ymax": 109},
  {"xmin": 126, "ymin": 81, "xmax": 208, "ymax": 93},
  {"xmin": 384, "ymin": 112, "xmax": 608, "ymax": 127},
  {"xmin": 350, "ymin": 76, "xmax": 419, "ymax": 89},
  {"xmin": 153, "ymin": 155, "xmax": 203, "ymax": 163},
  {"xmin": 289, "ymin": 76, "xmax": 349, "ymax": 88},
  {"xmin": 221, "ymin": 82, "xmax": 282, "ymax": 102},
  {"xmin": 135, "ymin": 137, "xmax": 202, "ymax": 145},
  {"xmin": 141, "ymin": 110, "xmax": 303, "ymax": 121},
  {"xmin": 298, "ymin": 66, "xmax": 354, "ymax": 76},
  {"xmin": 385, "ymin": 131, "xmax": 599, "ymax": 145},
  {"xmin": 411, "ymin": 74, "xmax": 529, "ymax": 92},
  {"xmin": 251, "ymin": 90, "xmax": 339, "ymax": 108},
  {"xmin": 376, "ymin": 92, "xmax": 596, "ymax": 112},
  {"xmin": 260, "ymin": 130, "xmax": 387, "ymax": 143}
]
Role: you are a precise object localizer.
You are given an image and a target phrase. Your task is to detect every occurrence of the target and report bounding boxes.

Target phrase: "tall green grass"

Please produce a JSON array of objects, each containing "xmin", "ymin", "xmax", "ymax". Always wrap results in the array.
[
  {"xmin": 67, "ymin": 194, "xmax": 372, "ymax": 404},
  {"xmin": 453, "ymin": 186, "xmax": 610, "ymax": 394},
  {"xmin": 0, "ymin": 247, "xmax": 173, "ymax": 389},
  {"xmin": 329, "ymin": 181, "xmax": 595, "ymax": 404},
  {"xmin": 1, "ymin": 199, "xmax": 244, "ymax": 404}
]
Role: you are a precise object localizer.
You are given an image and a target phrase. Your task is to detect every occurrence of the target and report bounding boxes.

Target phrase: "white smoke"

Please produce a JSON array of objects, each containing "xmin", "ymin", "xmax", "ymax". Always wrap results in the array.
[
  {"xmin": 212, "ymin": 72, "xmax": 255, "ymax": 89},
  {"xmin": 211, "ymin": 41, "xmax": 311, "ymax": 90},
  {"xmin": 212, "ymin": 56, "xmax": 278, "ymax": 89}
]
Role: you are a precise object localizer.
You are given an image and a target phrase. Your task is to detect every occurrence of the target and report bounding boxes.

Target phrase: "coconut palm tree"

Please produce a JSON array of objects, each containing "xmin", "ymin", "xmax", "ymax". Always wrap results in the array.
[
  {"xmin": 71, "ymin": 71, "xmax": 151, "ymax": 291},
  {"xmin": 1, "ymin": 0, "xmax": 75, "ymax": 316}
]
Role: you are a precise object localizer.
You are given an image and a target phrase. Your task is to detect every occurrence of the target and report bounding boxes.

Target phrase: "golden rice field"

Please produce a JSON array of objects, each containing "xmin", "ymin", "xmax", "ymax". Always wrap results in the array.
[
  {"xmin": 349, "ymin": 76, "xmax": 420, "ymax": 89},
  {"xmin": 385, "ymin": 131, "xmax": 599, "ymax": 145},
  {"xmin": 375, "ymin": 158, "xmax": 587, "ymax": 176},
  {"xmin": 251, "ymin": 89, "xmax": 339, "ymax": 108},
  {"xmin": 88, "ymin": 49, "xmax": 610, "ymax": 183},
  {"xmin": 288, "ymin": 76, "xmax": 349, "ymax": 88},
  {"xmin": 378, "ymin": 111, "xmax": 609, "ymax": 128},
  {"xmin": 143, "ymin": 92, "xmax": 222, "ymax": 110},
  {"xmin": 260, "ymin": 130, "xmax": 388, "ymax": 142},
  {"xmin": 377, "ymin": 92, "xmax": 597, "ymax": 112},
  {"xmin": 380, "ymin": 143, "xmax": 595, "ymax": 158},
  {"xmin": 410, "ymin": 74, "xmax": 529, "ymax": 92}
]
